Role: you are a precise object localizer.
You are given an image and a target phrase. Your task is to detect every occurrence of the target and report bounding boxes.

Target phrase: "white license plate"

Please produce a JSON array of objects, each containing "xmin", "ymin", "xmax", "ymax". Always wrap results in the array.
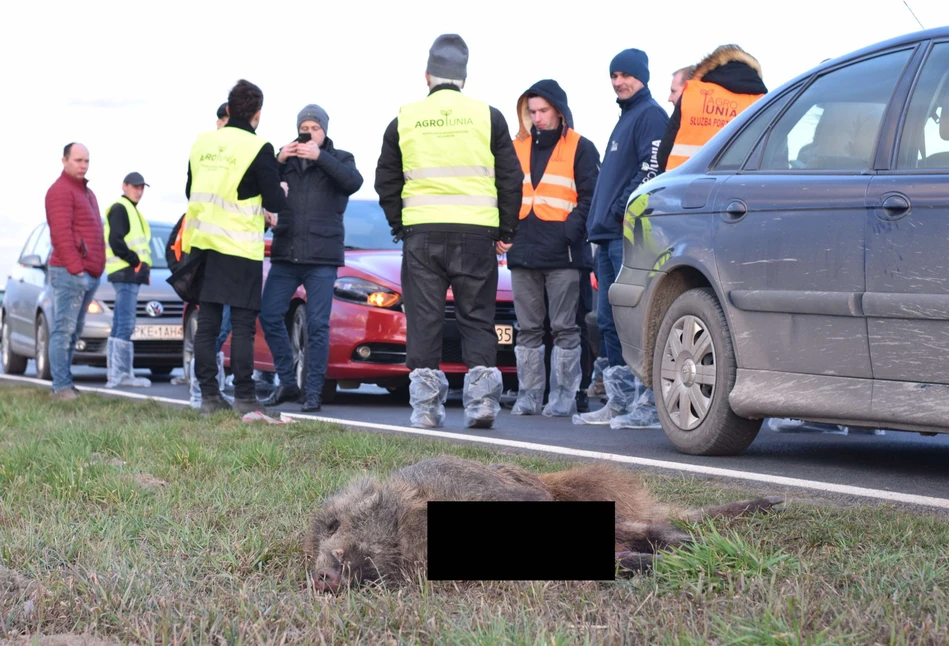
[
  {"xmin": 131, "ymin": 325, "xmax": 183, "ymax": 341},
  {"xmin": 495, "ymin": 324, "xmax": 513, "ymax": 345}
]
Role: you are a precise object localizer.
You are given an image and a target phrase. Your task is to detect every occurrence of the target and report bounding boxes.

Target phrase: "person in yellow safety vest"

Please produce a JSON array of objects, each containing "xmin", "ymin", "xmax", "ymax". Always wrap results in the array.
[
  {"xmin": 657, "ymin": 44, "xmax": 767, "ymax": 173},
  {"xmin": 103, "ymin": 171, "xmax": 153, "ymax": 389},
  {"xmin": 374, "ymin": 33, "xmax": 523, "ymax": 430},
  {"xmin": 182, "ymin": 79, "xmax": 287, "ymax": 416},
  {"xmin": 507, "ymin": 79, "xmax": 601, "ymax": 419}
]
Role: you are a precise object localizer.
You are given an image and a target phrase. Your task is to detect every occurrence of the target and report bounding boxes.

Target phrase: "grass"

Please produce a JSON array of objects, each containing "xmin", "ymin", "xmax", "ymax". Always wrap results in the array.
[{"xmin": 1, "ymin": 385, "xmax": 949, "ymax": 645}]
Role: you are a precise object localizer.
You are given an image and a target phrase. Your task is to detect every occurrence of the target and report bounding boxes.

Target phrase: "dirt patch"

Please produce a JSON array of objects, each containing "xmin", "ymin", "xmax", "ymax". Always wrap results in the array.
[
  {"xmin": 88, "ymin": 453, "xmax": 126, "ymax": 469},
  {"xmin": 0, "ymin": 565, "xmax": 32, "ymax": 597},
  {"xmin": 130, "ymin": 473, "xmax": 168, "ymax": 489}
]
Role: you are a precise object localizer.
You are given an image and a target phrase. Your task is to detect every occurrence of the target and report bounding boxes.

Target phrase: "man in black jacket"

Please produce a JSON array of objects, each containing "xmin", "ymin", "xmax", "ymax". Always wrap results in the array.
[
  {"xmin": 258, "ymin": 104, "xmax": 364, "ymax": 412},
  {"xmin": 507, "ymin": 79, "xmax": 599, "ymax": 418},
  {"xmin": 374, "ymin": 34, "xmax": 522, "ymax": 429}
]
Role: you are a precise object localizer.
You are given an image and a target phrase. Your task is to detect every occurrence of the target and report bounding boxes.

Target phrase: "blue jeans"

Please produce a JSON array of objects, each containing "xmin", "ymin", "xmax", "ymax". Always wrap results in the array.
[
  {"xmin": 109, "ymin": 282, "xmax": 140, "ymax": 341},
  {"xmin": 595, "ymin": 239, "xmax": 625, "ymax": 367},
  {"xmin": 49, "ymin": 266, "xmax": 99, "ymax": 391},
  {"xmin": 258, "ymin": 262, "xmax": 337, "ymax": 398},
  {"xmin": 215, "ymin": 305, "xmax": 232, "ymax": 354}
]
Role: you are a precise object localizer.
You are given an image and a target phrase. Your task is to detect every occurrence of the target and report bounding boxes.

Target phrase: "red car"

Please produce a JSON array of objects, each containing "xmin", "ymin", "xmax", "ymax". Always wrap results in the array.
[{"xmin": 181, "ymin": 201, "xmax": 518, "ymax": 402}]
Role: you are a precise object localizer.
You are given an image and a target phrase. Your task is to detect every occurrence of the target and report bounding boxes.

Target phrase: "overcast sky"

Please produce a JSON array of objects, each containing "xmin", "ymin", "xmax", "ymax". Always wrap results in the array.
[{"xmin": 1, "ymin": 0, "xmax": 946, "ymax": 274}]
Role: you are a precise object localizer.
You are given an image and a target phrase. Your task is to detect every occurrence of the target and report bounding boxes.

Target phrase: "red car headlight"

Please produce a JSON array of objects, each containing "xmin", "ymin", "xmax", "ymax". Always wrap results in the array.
[{"xmin": 333, "ymin": 277, "xmax": 402, "ymax": 309}]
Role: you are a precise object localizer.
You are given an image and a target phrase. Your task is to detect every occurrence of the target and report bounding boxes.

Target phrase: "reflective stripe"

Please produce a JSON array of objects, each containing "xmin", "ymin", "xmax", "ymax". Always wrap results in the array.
[
  {"xmin": 124, "ymin": 237, "xmax": 148, "ymax": 248},
  {"xmin": 189, "ymin": 192, "xmax": 265, "ymax": 217},
  {"xmin": 538, "ymin": 174, "xmax": 577, "ymax": 190},
  {"xmin": 404, "ymin": 165, "xmax": 495, "ymax": 181},
  {"xmin": 522, "ymin": 176, "xmax": 532, "ymax": 185},
  {"xmin": 532, "ymin": 195, "xmax": 576, "ymax": 213},
  {"xmin": 184, "ymin": 218, "xmax": 265, "ymax": 244},
  {"xmin": 670, "ymin": 143, "xmax": 703, "ymax": 157},
  {"xmin": 402, "ymin": 195, "xmax": 499, "ymax": 208}
]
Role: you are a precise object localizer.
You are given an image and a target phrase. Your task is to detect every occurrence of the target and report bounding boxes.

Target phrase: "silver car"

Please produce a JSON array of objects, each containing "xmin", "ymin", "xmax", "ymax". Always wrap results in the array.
[{"xmin": 1, "ymin": 221, "xmax": 184, "ymax": 378}]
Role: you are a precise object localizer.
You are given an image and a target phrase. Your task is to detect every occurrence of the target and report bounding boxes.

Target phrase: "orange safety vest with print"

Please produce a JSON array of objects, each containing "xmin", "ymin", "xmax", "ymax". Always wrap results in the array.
[
  {"xmin": 513, "ymin": 128, "xmax": 581, "ymax": 222},
  {"xmin": 667, "ymin": 80, "xmax": 764, "ymax": 170}
]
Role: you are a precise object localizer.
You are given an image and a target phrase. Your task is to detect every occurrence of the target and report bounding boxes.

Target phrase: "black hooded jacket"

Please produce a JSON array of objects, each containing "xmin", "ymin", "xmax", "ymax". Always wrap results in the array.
[
  {"xmin": 507, "ymin": 79, "xmax": 600, "ymax": 271},
  {"xmin": 657, "ymin": 46, "xmax": 768, "ymax": 173}
]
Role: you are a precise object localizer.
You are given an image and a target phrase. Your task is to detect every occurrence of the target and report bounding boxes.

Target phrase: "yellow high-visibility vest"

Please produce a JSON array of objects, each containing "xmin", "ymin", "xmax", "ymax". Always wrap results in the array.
[
  {"xmin": 104, "ymin": 196, "xmax": 151, "ymax": 275},
  {"xmin": 183, "ymin": 127, "xmax": 267, "ymax": 260},
  {"xmin": 397, "ymin": 90, "xmax": 499, "ymax": 228}
]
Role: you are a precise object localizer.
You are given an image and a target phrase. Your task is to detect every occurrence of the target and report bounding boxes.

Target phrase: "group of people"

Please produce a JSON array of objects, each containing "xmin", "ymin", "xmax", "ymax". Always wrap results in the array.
[{"xmin": 43, "ymin": 33, "xmax": 766, "ymax": 433}]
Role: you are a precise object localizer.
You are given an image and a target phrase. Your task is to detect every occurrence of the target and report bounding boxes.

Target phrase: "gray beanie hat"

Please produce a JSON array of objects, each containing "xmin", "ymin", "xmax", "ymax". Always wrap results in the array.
[
  {"xmin": 427, "ymin": 34, "xmax": 468, "ymax": 80},
  {"xmin": 297, "ymin": 104, "xmax": 329, "ymax": 134}
]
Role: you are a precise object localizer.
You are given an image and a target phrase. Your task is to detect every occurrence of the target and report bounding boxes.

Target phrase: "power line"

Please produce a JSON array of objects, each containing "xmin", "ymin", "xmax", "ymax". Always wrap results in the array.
[{"xmin": 903, "ymin": 0, "xmax": 925, "ymax": 30}]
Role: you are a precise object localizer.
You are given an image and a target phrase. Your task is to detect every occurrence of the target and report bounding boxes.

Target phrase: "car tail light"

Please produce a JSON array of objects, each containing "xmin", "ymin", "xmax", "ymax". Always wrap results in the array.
[{"xmin": 87, "ymin": 301, "xmax": 103, "ymax": 314}]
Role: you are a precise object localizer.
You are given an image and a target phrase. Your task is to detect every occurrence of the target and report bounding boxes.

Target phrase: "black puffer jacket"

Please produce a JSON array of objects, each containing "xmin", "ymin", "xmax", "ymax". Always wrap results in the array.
[
  {"xmin": 270, "ymin": 137, "xmax": 364, "ymax": 266},
  {"xmin": 507, "ymin": 79, "xmax": 600, "ymax": 271}
]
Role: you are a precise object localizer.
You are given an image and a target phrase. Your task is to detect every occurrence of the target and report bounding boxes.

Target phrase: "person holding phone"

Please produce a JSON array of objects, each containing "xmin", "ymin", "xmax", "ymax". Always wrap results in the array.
[{"xmin": 259, "ymin": 104, "xmax": 364, "ymax": 412}]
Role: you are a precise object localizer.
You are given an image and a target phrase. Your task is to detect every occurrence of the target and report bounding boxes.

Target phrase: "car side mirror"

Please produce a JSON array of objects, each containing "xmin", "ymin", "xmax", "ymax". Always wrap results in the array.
[{"xmin": 20, "ymin": 254, "xmax": 44, "ymax": 269}]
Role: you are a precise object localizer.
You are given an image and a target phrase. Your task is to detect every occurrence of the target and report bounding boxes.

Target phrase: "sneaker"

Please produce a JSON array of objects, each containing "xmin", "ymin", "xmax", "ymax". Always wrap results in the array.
[
  {"xmin": 50, "ymin": 388, "xmax": 79, "ymax": 402},
  {"xmin": 200, "ymin": 395, "xmax": 233, "ymax": 416},
  {"xmin": 301, "ymin": 397, "xmax": 322, "ymax": 413},
  {"xmin": 232, "ymin": 397, "xmax": 273, "ymax": 416}
]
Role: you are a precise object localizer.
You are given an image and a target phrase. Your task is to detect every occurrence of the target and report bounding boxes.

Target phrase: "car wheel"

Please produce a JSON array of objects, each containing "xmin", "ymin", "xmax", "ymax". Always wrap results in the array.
[
  {"xmin": 1, "ymin": 314, "xmax": 28, "ymax": 375},
  {"xmin": 652, "ymin": 287, "xmax": 761, "ymax": 456},
  {"xmin": 182, "ymin": 308, "xmax": 198, "ymax": 377},
  {"xmin": 35, "ymin": 313, "xmax": 52, "ymax": 381},
  {"xmin": 289, "ymin": 304, "xmax": 337, "ymax": 404}
]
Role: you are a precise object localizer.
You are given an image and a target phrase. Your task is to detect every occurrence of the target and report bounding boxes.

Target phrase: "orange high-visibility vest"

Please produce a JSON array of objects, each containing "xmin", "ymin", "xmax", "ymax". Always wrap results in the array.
[
  {"xmin": 172, "ymin": 219, "xmax": 184, "ymax": 262},
  {"xmin": 667, "ymin": 80, "xmax": 764, "ymax": 170},
  {"xmin": 513, "ymin": 128, "xmax": 581, "ymax": 222}
]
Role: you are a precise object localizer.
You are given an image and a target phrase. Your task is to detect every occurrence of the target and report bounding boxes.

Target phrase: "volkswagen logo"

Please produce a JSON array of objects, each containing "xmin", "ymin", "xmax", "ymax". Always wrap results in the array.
[{"xmin": 145, "ymin": 301, "xmax": 164, "ymax": 318}]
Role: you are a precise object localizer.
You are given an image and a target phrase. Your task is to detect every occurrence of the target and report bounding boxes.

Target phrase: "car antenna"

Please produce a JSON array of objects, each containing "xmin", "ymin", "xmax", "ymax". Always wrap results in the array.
[{"xmin": 902, "ymin": 0, "xmax": 925, "ymax": 30}]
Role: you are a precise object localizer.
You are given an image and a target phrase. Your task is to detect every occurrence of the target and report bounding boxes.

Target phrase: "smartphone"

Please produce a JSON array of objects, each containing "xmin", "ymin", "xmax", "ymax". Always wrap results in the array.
[{"xmin": 297, "ymin": 132, "xmax": 312, "ymax": 144}]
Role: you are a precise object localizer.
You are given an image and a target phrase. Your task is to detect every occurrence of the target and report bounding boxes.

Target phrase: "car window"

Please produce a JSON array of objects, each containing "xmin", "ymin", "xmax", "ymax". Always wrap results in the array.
[
  {"xmin": 33, "ymin": 226, "xmax": 52, "ymax": 264},
  {"xmin": 18, "ymin": 224, "xmax": 42, "ymax": 262},
  {"xmin": 714, "ymin": 89, "xmax": 796, "ymax": 171},
  {"xmin": 343, "ymin": 201, "xmax": 402, "ymax": 250},
  {"xmin": 896, "ymin": 42, "xmax": 949, "ymax": 170},
  {"xmin": 149, "ymin": 226, "xmax": 171, "ymax": 270},
  {"xmin": 759, "ymin": 49, "xmax": 913, "ymax": 172}
]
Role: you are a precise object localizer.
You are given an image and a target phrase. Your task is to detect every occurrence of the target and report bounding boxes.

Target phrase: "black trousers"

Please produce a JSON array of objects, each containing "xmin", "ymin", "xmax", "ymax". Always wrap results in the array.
[
  {"xmin": 402, "ymin": 232, "xmax": 498, "ymax": 370},
  {"xmin": 195, "ymin": 301, "xmax": 257, "ymax": 400}
]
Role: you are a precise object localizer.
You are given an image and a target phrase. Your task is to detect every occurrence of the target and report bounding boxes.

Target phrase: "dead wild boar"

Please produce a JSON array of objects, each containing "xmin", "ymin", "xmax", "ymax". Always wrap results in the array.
[{"xmin": 304, "ymin": 455, "xmax": 783, "ymax": 592}]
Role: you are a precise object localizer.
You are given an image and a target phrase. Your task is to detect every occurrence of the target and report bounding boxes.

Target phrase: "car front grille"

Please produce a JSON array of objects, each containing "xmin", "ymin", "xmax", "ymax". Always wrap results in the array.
[{"xmin": 102, "ymin": 300, "xmax": 184, "ymax": 319}]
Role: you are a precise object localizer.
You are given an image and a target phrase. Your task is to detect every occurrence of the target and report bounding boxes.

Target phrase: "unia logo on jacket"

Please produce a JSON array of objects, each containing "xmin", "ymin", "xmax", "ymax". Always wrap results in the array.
[
  {"xmin": 414, "ymin": 109, "xmax": 474, "ymax": 128},
  {"xmin": 700, "ymin": 89, "xmax": 741, "ymax": 118}
]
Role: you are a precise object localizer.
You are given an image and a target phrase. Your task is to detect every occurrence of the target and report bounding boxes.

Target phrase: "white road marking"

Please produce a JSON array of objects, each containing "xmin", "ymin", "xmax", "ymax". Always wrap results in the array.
[{"xmin": 4, "ymin": 373, "xmax": 949, "ymax": 510}]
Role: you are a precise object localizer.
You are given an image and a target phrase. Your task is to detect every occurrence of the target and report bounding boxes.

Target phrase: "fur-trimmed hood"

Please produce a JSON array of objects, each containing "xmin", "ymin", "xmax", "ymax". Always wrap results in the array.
[{"xmin": 689, "ymin": 44, "xmax": 767, "ymax": 96}]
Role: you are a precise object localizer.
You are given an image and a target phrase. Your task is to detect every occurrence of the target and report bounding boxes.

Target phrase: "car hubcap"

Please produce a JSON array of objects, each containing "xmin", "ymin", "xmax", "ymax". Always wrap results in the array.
[
  {"xmin": 291, "ymin": 311, "xmax": 306, "ymax": 390},
  {"xmin": 660, "ymin": 315, "xmax": 716, "ymax": 431}
]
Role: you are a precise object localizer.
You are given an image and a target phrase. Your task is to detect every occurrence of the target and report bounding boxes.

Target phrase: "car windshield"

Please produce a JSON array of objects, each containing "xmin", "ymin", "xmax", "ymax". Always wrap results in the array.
[
  {"xmin": 343, "ymin": 200, "xmax": 401, "ymax": 250},
  {"xmin": 148, "ymin": 225, "xmax": 171, "ymax": 269}
]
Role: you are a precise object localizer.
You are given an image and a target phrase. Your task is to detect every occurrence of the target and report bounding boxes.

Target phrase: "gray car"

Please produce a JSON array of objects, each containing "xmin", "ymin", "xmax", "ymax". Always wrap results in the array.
[
  {"xmin": 610, "ymin": 27, "xmax": 949, "ymax": 456},
  {"xmin": 1, "ymin": 221, "xmax": 184, "ymax": 378}
]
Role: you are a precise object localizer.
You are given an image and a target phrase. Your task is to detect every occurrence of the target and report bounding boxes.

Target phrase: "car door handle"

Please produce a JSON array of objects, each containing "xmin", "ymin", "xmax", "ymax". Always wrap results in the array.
[
  {"xmin": 881, "ymin": 195, "xmax": 910, "ymax": 218},
  {"xmin": 723, "ymin": 200, "xmax": 747, "ymax": 221}
]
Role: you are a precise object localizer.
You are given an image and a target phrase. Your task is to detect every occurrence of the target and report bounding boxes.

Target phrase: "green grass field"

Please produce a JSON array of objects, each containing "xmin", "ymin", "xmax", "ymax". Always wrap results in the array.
[{"xmin": 1, "ymin": 385, "xmax": 948, "ymax": 645}]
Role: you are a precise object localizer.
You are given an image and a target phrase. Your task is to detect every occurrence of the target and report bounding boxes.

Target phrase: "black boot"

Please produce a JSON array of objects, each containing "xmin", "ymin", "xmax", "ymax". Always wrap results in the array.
[
  {"xmin": 575, "ymin": 390, "xmax": 590, "ymax": 413},
  {"xmin": 261, "ymin": 384, "xmax": 302, "ymax": 407},
  {"xmin": 232, "ymin": 397, "xmax": 274, "ymax": 416},
  {"xmin": 201, "ymin": 394, "xmax": 232, "ymax": 416},
  {"xmin": 301, "ymin": 396, "xmax": 322, "ymax": 413}
]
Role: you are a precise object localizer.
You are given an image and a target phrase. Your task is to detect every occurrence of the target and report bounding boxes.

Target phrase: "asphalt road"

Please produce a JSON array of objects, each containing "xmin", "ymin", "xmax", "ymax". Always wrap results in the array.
[{"xmin": 4, "ymin": 361, "xmax": 949, "ymax": 508}]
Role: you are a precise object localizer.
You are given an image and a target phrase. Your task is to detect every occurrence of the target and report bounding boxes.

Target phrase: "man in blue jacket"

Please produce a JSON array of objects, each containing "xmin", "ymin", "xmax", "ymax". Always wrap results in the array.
[{"xmin": 576, "ymin": 48, "xmax": 667, "ymax": 428}]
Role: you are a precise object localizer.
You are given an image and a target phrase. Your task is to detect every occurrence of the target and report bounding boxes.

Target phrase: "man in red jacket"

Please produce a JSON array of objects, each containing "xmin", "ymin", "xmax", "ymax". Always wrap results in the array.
[{"xmin": 45, "ymin": 142, "xmax": 106, "ymax": 400}]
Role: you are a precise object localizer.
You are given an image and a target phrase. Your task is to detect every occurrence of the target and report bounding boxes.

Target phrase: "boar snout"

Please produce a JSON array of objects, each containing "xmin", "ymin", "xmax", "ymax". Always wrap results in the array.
[{"xmin": 314, "ymin": 567, "xmax": 342, "ymax": 593}]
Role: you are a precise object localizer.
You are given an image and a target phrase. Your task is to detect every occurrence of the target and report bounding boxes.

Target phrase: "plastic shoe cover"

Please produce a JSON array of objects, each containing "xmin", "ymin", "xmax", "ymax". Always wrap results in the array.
[
  {"xmin": 573, "ymin": 365, "xmax": 639, "ymax": 425},
  {"xmin": 587, "ymin": 357, "xmax": 609, "ymax": 398},
  {"xmin": 511, "ymin": 345, "xmax": 545, "ymax": 416},
  {"xmin": 106, "ymin": 338, "xmax": 151, "ymax": 388},
  {"xmin": 409, "ymin": 368, "xmax": 449, "ymax": 428},
  {"xmin": 463, "ymin": 366, "xmax": 503, "ymax": 429},
  {"xmin": 190, "ymin": 356, "xmax": 231, "ymax": 408},
  {"xmin": 543, "ymin": 345, "xmax": 582, "ymax": 417},
  {"xmin": 610, "ymin": 386, "xmax": 661, "ymax": 429},
  {"xmin": 766, "ymin": 418, "xmax": 848, "ymax": 434}
]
